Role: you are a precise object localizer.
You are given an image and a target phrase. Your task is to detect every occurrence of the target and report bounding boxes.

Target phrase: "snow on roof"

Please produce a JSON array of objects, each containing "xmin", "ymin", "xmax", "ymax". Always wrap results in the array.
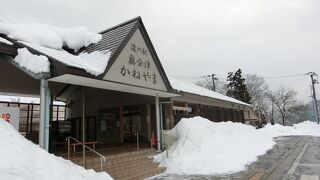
[
  {"xmin": 0, "ymin": 95, "xmax": 65, "ymax": 105},
  {"xmin": 14, "ymin": 48, "xmax": 50, "ymax": 74},
  {"xmin": 0, "ymin": 22, "xmax": 111, "ymax": 76},
  {"xmin": 23, "ymin": 42, "xmax": 111, "ymax": 76},
  {"xmin": 0, "ymin": 22, "xmax": 101, "ymax": 50},
  {"xmin": 0, "ymin": 36, "xmax": 13, "ymax": 45},
  {"xmin": 0, "ymin": 119, "xmax": 112, "ymax": 180},
  {"xmin": 169, "ymin": 76, "xmax": 251, "ymax": 106}
]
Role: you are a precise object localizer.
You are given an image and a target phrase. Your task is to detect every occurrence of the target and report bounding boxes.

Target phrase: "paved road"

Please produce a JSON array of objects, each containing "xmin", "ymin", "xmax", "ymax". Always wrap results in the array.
[{"xmin": 150, "ymin": 136, "xmax": 320, "ymax": 180}]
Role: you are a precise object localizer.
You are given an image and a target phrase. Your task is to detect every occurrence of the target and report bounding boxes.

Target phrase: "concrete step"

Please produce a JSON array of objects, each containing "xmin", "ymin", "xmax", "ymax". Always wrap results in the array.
[
  {"xmin": 111, "ymin": 166, "xmax": 166, "ymax": 180},
  {"xmin": 69, "ymin": 148, "xmax": 166, "ymax": 180},
  {"xmin": 104, "ymin": 159, "xmax": 158, "ymax": 175},
  {"xmin": 71, "ymin": 149, "xmax": 155, "ymax": 165}
]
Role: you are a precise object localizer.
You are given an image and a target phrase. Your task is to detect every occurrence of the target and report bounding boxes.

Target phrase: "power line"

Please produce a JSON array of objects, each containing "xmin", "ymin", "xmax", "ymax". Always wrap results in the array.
[
  {"xmin": 172, "ymin": 72, "xmax": 310, "ymax": 81},
  {"xmin": 264, "ymin": 73, "xmax": 307, "ymax": 79}
]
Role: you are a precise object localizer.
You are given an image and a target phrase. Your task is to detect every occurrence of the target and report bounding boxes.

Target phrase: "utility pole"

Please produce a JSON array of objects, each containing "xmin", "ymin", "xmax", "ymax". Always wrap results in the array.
[
  {"xmin": 307, "ymin": 72, "xmax": 319, "ymax": 124},
  {"xmin": 211, "ymin": 74, "xmax": 216, "ymax": 91},
  {"xmin": 205, "ymin": 74, "xmax": 218, "ymax": 91}
]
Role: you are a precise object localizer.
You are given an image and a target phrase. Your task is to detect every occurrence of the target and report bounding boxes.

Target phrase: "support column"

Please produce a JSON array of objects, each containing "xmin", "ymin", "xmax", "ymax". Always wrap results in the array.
[
  {"xmin": 146, "ymin": 104, "xmax": 151, "ymax": 142},
  {"xmin": 159, "ymin": 102, "xmax": 163, "ymax": 150},
  {"xmin": 119, "ymin": 106, "xmax": 124, "ymax": 143},
  {"xmin": 169, "ymin": 102, "xmax": 174, "ymax": 129},
  {"xmin": 44, "ymin": 88, "xmax": 51, "ymax": 150},
  {"xmin": 155, "ymin": 94, "xmax": 161, "ymax": 151},
  {"xmin": 39, "ymin": 79, "xmax": 50, "ymax": 151},
  {"xmin": 82, "ymin": 86, "xmax": 86, "ymax": 166}
]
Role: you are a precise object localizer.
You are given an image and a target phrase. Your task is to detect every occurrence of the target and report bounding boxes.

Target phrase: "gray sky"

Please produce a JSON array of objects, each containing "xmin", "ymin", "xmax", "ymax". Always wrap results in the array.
[{"xmin": 1, "ymin": 0, "xmax": 320, "ymax": 103}]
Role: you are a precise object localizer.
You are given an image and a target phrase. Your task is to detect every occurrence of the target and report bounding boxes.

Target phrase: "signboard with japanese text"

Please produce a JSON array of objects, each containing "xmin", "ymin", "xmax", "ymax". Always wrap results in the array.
[
  {"xmin": 0, "ymin": 106, "xmax": 20, "ymax": 131},
  {"xmin": 103, "ymin": 29, "xmax": 168, "ymax": 91}
]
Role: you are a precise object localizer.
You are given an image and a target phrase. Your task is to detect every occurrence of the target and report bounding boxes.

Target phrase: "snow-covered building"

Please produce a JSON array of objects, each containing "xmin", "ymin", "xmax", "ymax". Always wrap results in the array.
[{"xmin": 0, "ymin": 17, "xmax": 257, "ymax": 154}]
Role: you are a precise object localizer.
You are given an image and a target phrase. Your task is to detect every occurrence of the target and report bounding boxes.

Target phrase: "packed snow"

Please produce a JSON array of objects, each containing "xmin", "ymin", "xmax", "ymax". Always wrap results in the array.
[
  {"xmin": 0, "ymin": 36, "xmax": 13, "ymax": 45},
  {"xmin": 154, "ymin": 117, "xmax": 320, "ymax": 175},
  {"xmin": 23, "ymin": 42, "xmax": 111, "ymax": 76},
  {"xmin": 0, "ymin": 22, "xmax": 101, "ymax": 50},
  {"xmin": 14, "ymin": 48, "xmax": 50, "ymax": 74},
  {"xmin": 0, "ymin": 119, "xmax": 113, "ymax": 180},
  {"xmin": 169, "ymin": 77, "xmax": 251, "ymax": 106}
]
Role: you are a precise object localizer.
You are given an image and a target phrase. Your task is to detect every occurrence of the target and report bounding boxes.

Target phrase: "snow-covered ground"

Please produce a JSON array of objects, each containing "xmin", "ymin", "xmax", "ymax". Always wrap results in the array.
[
  {"xmin": 0, "ymin": 119, "xmax": 113, "ymax": 180},
  {"xmin": 154, "ymin": 117, "xmax": 320, "ymax": 175}
]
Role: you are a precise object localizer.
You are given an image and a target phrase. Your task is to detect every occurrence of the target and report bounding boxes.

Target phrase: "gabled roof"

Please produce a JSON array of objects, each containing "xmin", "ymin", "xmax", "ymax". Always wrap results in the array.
[
  {"xmin": 0, "ymin": 17, "xmax": 174, "ymax": 92},
  {"xmin": 81, "ymin": 16, "xmax": 173, "ymax": 91},
  {"xmin": 83, "ymin": 17, "xmax": 140, "ymax": 56}
]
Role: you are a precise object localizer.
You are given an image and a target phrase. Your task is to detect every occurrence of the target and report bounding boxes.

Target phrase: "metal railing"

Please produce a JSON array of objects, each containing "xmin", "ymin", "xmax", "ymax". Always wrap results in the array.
[
  {"xmin": 163, "ymin": 144, "xmax": 171, "ymax": 158},
  {"xmin": 66, "ymin": 136, "xmax": 106, "ymax": 172},
  {"xmin": 136, "ymin": 132, "xmax": 140, "ymax": 151}
]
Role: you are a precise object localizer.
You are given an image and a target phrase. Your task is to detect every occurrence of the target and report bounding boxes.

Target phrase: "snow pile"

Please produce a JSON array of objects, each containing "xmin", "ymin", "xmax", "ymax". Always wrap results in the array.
[
  {"xmin": 0, "ymin": 22, "xmax": 101, "ymax": 50},
  {"xmin": 154, "ymin": 117, "xmax": 275, "ymax": 175},
  {"xmin": 23, "ymin": 42, "xmax": 111, "ymax": 76},
  {"xmin": 154, "ymin": 117, "xmax": 320, "ymax": 175},
  {"xmin": 169, "ymin": 77, "xmax": 250, "ymax": 106},
  {"xmin": 259, "ymin": 121, "xmax": 320, "ymax": 137},
  {"xmin": 0, "ymin": 119, "xmax": 113, "ymax": 180},
  {"xmin": 14, "ymin": 48, "xmax": 50, "ymax": 73}
]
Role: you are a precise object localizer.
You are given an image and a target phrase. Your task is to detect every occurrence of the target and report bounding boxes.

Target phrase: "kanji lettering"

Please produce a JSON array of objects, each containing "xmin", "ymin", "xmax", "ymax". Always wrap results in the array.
[
  {"xmin": 128, "ymin": 54, "xmax": 135, "ymax": 66},
  {"xmin": 136, "ymin": 58, "xmax": 143, "ymax": 67},
  {"xmin": 131, "ymin": 43, "xmax": 136, "ymax": 52}
]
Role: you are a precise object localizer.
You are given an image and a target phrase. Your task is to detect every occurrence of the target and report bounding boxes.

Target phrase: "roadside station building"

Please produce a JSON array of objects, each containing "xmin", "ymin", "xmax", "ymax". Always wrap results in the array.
[{"xmin": 0, "ymin": 17, "xmax": 258, "ymax": 154}]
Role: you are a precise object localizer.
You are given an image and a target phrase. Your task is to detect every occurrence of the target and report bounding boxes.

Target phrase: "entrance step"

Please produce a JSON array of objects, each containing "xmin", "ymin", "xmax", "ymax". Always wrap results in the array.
[{"xmin": 70, "ymin": 148, "xmax": 166, "ymax": 180}]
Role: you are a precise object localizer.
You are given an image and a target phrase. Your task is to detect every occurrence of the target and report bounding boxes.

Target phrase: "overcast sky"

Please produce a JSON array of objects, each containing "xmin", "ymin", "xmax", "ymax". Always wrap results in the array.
[{"xmin": 1, "ymin": 0, "xmax": 320, "ymax": 103}]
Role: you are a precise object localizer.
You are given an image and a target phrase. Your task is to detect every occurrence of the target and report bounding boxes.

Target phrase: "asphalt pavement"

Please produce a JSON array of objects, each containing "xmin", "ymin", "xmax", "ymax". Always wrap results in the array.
[{"xmin": 150, "ymin": 136, "xmax": 320, "ymax": 180}]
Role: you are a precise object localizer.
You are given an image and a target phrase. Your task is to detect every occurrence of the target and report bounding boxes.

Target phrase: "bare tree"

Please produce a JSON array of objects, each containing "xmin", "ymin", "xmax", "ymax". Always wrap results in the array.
[
  {"xmin": 271, "ymin": 86, "xmax": 298, "ymax": 126},
  {"xmin": 245, "ymin": 74, "xmax": 270, "ymax": 124},
  {"xmin": 196, "ymin": 77, "xmax": 227, "ymax": 94}
]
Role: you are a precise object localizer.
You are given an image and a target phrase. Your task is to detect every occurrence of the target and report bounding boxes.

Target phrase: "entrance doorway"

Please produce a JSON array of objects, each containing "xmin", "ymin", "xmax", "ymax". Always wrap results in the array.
[
  {"xmin": 123, "ymin": 113, "xmax": 141, "ymax": 142},
  {"xmin": 123, "ymin": 105, "xmax": 148, "ymax": 144}
]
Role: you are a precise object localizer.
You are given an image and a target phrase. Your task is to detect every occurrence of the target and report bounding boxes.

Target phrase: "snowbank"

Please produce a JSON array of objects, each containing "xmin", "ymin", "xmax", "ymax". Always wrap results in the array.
[
  {"xmin": 0, "ymin": 22, "xmax": 101, "ymax": 50},
  {"xmin": 0, "ymin": 119, "xmax": 113, "ymax": 180},
  {"xmin": 259, "ymin": 121, "xmax": 320, "ymax": 137},
  {"xmin": 154, "ymin": 117, "xmax": 320, "ymax": 175},
  {"xmin": 14, "ymin": 48, "xmax": 50, "ymax": 74},
  {"xmin": 169, "ymin": 77, "xmax": 250, "ymax": 106}
]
